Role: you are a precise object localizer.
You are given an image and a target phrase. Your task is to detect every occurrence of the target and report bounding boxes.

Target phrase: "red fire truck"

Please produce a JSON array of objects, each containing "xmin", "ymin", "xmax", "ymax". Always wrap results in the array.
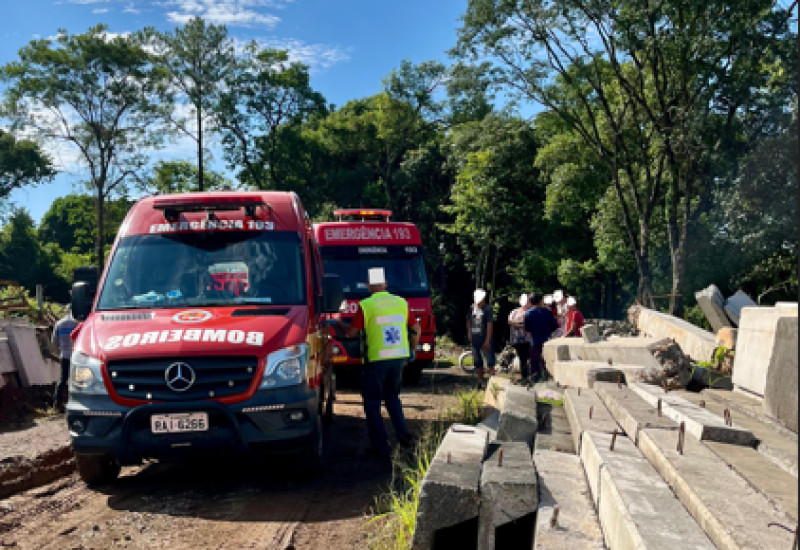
[
  {"xmin": 313, "ymin": 209, "xmax": 436, "ymax": 385},
  {"xmin": 66, "ymin": 191, "xmax": 343, "ymax": 485}
]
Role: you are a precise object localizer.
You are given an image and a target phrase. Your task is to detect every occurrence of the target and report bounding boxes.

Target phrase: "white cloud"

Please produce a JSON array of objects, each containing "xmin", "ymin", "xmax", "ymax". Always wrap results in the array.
[
  {"xmin": 61, "ymin": 0, "xmax": 111, "ymax": 4},
  {"xmin": 123, "ymin": 3, "xmax": 141, "ymax": 14},
  {"xmin": 164, "ymin": 0, "xmax": 282, "ymax": 28},
  {"xmin": 93, "ymin": 8, "xmax": 110, "ymax": 13},
  {"xmin": 244, "ymin": 37, "xmax": 351, "ymax": 71}
]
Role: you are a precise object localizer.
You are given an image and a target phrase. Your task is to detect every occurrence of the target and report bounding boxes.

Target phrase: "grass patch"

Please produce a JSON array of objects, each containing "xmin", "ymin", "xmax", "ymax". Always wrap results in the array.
[{"xmin": 368, "ymin": 389, "xmax": 484, "ymax": 549}]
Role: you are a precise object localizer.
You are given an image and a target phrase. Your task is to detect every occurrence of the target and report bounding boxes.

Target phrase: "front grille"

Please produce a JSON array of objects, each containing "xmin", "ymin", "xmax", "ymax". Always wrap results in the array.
[{"xmin": 108, "ymin": 356, "xmax": 259, "ymax": 401}]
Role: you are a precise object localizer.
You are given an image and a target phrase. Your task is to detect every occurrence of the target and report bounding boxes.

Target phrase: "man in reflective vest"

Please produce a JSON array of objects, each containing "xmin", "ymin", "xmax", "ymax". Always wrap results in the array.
[{"xmin": 334, "ymin": 267, "xmax": 420, "ymax": 458}]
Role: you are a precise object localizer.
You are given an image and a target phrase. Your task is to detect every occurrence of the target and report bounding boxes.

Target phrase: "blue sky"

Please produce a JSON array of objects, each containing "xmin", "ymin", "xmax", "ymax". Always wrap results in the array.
[{"xmin": 1, "ymin": 0, "xmax": 472, "ymax": 223}]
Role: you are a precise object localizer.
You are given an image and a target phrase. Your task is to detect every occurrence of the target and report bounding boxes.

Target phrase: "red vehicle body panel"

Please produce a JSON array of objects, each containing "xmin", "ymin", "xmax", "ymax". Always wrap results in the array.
[{"xmin": 312, "ymin": 215, "xmax": 436, "ymax": 369}]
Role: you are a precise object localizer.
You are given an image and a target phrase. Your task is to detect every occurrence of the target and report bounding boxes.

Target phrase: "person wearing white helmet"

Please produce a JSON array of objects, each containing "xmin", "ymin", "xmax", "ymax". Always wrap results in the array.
[
  {"xmin": 467, "ymin": 288, "xmax": 495, "ymax": 386},
  {"xmin": 563, "ymin": 295, "xmax": 585, "ymax": 337},
  {"xmin": 552, "ymin": 289, "xmax": 567, "ymax": 337},
  {"xmin": 508, "ymin": 293, "xmax": 532, "ymax": 380}
]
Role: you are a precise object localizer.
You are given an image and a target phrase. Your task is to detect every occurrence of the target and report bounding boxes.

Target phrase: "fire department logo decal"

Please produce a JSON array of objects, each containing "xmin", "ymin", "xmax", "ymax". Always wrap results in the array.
[{"xmin": 172, "ymin": 310, "xmax": 213, "ymax": 324}]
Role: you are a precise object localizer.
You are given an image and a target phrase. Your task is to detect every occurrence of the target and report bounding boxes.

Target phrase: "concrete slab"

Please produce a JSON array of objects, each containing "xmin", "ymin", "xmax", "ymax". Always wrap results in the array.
[
  {"xmin": 639, "ymin": 428, "xmax": 797, "ymax": 549},
  {"xmin": 477, "ymin": 409, "xmax": 499, "ymax": 442},
  {"xmin": 534, "ymin": 402, "xmax": 574, "ymax": 453},
  {"xmin": 551, "ymin": 360, "xmax": 646, "ymax": 389},
  {"xmin": 533, "ymin": 449, "xmax": 604, "ymax": 549},
  {"xmin": 677, "ymin": 389, "xmax": 799, "ymax": 477},
  {"xmin": 724, "ymin": 290, "xmax": 758, "ymax": 326},
  {"xmin": 704, "ymin": 440, "xmax": 798, "ymax": 521},
  {"xmin": 411, "ymin": 423, "xmax": 489, "ymax": 550},
  {"xmin": 0, "ymin": 337, "xmax": 16, "ymax": 374},
  {"xmin": 580, "ymin": 324, "xmax": 601, "ymax": 343},
  {"xmin": 628, "ymin": 383, "xmax": 755, "ymax": 446},
  {"xmin": 496, "ymin": 384, "xmax": 538, "ymax": 447},
  {"xmin": 593, "ymin": 382, "xmax": 677, "ymax": 445},
  {"xmin": 636, "ymin": 307, "xmax": 718, "ymax": 362},
  {"xmin": 478, "ymin": 441, "xmax": 537, "ymax": 550},
  {"xmin": 715, "ymin": 327, "xmax": 737, "ymax": 350},
  {"xmin": 564, "ymin": 387, "xmax": 620, "ymax": 454},
  {"xmin": 580, "ymin": 430, "xmax": 715, "ymax": 550},
  {"xmin": 694, "ymin": 284, "xmax": 733, "ymax": 333},
  {"xmin": 482, "ymin": 375, "xmax": 510, "ymax": 419},
  {"xmin": 545, "ymin": 336, "xmax": 668, "ymax": 368},
  {"xmin": 763, "ymin": 316, "xmax": 798, "ymax": 432},
  {"xmin": 732, "ymin": 304, "xmax": 797, "ymax": 397},
  {"xmin": 5, "ymin": 324, "xmax": 58, "ymax": 386}
]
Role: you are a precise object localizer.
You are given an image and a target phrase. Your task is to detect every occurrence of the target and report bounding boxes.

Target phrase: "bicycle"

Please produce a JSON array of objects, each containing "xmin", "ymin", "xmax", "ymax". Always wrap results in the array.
[
  {"xmin": 458, "ymin": 348, "xmax": 475, "ymax": 373},
  {"xmin": 459, "ymin": 344, "xmax": 518, "ymax": 374}
]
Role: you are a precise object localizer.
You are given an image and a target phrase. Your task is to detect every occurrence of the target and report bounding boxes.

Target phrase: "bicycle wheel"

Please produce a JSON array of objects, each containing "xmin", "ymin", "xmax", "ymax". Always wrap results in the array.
[{"xmin": 459, "ymin": 350, "xmax": 476, "ymax": 374}]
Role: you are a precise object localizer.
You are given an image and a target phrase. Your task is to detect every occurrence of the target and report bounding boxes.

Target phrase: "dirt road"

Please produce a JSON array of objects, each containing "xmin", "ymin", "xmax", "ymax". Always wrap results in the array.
[{"xmin": 0, "ymin": 366, "xmax": 474, "ymax": 549}]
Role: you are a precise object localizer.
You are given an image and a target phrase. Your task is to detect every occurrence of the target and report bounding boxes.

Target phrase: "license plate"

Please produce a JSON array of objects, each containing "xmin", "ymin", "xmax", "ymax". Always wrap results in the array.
[{"xmin": 151, "ymin": 412, "xmax": 209, "ymax": 434}]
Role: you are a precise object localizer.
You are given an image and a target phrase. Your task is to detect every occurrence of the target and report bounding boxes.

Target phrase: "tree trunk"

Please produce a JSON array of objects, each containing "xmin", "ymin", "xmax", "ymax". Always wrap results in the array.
[
  {"xmin": 95, "ymin": 192, "xmax": 105, "ymax": 274},
  {"xmin": 489, "ymin": 244, "xmax": 499, "ymax": 303},
  {"xmin": 197, "ymin": 107, "xmax": 204, "ymax": 192},
  {"xmin": 637, "ymin": 222, "xmax": 654, "ymax": 308}
]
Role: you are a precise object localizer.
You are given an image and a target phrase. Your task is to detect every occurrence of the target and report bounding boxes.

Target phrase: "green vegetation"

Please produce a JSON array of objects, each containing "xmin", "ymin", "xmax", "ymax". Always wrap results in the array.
[
  {"xmin": 368, "ymin": 389, "xmax": 485, "ymax": 549},
  {"xmin": 0, "ymin": 5, "xmax": 794, "ymax": 335}
]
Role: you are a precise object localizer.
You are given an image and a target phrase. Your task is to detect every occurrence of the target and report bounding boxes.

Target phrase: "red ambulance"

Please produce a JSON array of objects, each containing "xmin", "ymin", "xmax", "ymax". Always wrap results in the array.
[
  {"xmin": 67, "ymin": 191, "xmax": 343, "ymax": 485},
  {"xmin": 313, "ymin": 209, "xmax": 436, "ymax": 385}
]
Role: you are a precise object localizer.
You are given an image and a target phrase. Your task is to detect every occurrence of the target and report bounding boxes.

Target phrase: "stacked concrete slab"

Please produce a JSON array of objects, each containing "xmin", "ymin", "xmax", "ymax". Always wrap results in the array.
[
  {"xmin": 412, "ymin": 423, "xmax": 489, "ymax": 549},
  {"xmin": 591, "ymin": 381, "xmax": 797, "ymax": 548},
  {"xmin": 762, "ymin": 316, "xmax": 798, "ymax": 432},
  {"xmin": 636, "ymin": 307, "xmax": 717, "ymax": 362},
  {"xmin": 550, "ymin": 359, "xmax": 645, "ymax": 390}
]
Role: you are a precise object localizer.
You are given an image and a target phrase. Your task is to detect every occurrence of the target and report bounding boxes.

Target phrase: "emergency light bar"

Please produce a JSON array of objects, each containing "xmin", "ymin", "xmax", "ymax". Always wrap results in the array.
[
  {"xmin": 334, "ymin": 209, "xmax": 392, "ymax": 222},
  {"xmin": 153, "ymin": 195, "xmax": 271, "ymax": 220}
]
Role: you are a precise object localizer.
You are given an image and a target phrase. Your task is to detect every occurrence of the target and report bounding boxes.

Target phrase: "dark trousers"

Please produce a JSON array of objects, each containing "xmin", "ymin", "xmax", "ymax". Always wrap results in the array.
[
  {"xmin": 529, "ymin": 344, "xmax": 544, "ymax": 380},
  {"xmin": 54, "ymin": 357, "xmax": 70, "ymax": 409},
  {"xmin": 512, "ymin": 343, "xmax": 530, "ymax": 378},
  {"xmin": 361, "ymin": 358, "xmax": 410, "ymax": 454}
]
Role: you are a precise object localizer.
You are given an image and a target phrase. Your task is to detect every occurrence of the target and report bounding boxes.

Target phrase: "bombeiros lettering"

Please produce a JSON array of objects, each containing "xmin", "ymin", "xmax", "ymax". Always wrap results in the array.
[{"xmin": 104, "ymin": 329, "xmax": 265, "ymax": 350}]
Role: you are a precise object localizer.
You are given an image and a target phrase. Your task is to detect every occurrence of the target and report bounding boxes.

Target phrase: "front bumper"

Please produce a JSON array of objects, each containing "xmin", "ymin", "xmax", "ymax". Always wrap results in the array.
[{"xmin": 66, "ymin": 385, "xmax": 318, "ymax": 465}]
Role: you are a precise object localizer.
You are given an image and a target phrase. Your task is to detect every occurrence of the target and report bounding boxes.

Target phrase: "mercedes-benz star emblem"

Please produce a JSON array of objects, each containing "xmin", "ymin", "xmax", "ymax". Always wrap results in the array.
[{"xmin": 165, "ymin": 362, "xmax": 196, "ymax": 392}]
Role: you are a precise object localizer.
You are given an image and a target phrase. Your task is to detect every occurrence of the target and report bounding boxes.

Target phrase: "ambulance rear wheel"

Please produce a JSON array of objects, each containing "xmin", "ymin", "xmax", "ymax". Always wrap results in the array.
[{"xmin": 75, "ymin": 453, "xmax": 120, "ymax": 486}]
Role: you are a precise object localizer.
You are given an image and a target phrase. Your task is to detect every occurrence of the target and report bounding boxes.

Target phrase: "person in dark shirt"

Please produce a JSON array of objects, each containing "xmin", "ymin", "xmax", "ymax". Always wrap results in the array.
[
  {"xmin": 524, "ymin": 293, "xmax": 559, "ymax": 382},
  {"xmin": 467, "ymin": 288, "xmax": 495, "ymax": 386}
]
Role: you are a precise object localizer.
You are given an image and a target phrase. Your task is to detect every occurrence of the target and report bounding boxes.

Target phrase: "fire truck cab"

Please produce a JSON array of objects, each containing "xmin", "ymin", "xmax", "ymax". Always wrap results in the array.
[
  {"xmin": 67, "ymin": 191, "xmax": 343, "ymax": 485},
  {"xmin": 313, "ymin": 209, "xmax": 436, "ymax": 385}
]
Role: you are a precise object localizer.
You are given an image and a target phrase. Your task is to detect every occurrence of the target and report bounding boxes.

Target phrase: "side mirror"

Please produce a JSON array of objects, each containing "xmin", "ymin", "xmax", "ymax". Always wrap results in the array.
[
  {"xmin": 71, "ymin": 281, "xmax": 93, "ymax": 321},
  {"xmin": 321, "ymin": 274, "xmax": 345, "ymax": 314}
]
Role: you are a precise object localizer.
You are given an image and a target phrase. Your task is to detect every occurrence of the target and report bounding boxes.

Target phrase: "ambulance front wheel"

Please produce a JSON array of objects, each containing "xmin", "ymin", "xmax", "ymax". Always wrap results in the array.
[
  {"xmin": 403, "ymin": 361, "xmax": 424, "ymax": 386},
  {"xmin": 75, "ymin": 453, "xmax": 120, "ymax": 487}
]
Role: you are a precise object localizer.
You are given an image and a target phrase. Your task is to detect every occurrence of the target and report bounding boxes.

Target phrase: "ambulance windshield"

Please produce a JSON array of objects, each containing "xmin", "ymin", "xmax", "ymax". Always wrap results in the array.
[
  {"xmin": 96, "ymin": 231, "xmax": 305, "ymax": 309},
  {"xmin": 320, "ymin": 245, "xmax": 429, "ymax": 298}
]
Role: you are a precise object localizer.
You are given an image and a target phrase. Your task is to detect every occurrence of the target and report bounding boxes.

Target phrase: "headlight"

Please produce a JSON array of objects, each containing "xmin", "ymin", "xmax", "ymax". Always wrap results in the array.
[
  {"xmin": 69, "ymin": 350, "xmax": 108, "ymax": 395},
  {"xmin": 260, "ymin": 344, "xmax": 309, "ymax": 389}
]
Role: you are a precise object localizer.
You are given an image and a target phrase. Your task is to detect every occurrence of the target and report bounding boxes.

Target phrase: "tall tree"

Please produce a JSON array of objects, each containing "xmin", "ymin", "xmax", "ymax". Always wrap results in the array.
[
  {"xmin": 149, "ymin": 17, "xmax": 235, "ymax": 191},
  {"xmin": 38, "ymin": 194, "xmax": 133, "ymax": 255},
  {"xmin": 1, "ymin": 25, "xmax": 169, "ymax": 271},
  {"xmin": 0, "ymin": 130, "xmax": 55, "ymax": 197},
  {"xmin": 454, "ymin": 0, "xmax": 797, "ymax": 315},
  {"xmin": 139, "ymin": 160, "xmax": 233, "ymax": 195},
  {"xmin": 217, "ymin": 46, "xmax": 326, "ymax": 189}
]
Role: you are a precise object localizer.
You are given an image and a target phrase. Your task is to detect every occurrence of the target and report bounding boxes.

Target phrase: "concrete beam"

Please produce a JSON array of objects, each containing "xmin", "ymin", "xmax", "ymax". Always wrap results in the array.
[
  {"xmin": 551, "ymin": 360, "xmax": 645, "ymax": 389},
  {"xmin": 482, "ymin": 375, "xmax": 510, "ymax": 419},
  {"xmin": 593, "ymin": 382, "xmax": 676, "ymax": 445},
  {"xmin": 732, "ymin": 304, "xmax": 797, "ymax": 397},
  {"xmin": 580, "ymin": 430, "xmax": 715, "ymax": 549},
  {"xmin": 675, "ymin": 389, "xmax": 798, "ymax": 478},
  {"xmin": 636, "ymin": 307, "xmax": 718, "ymax": 362},
  {"xmin": 639, "ymin": 428, "xmax": 797, "ymax": 549},
  {"xmin": 478, "ymin": 442, "xmax": 537, "ymax": 550},
  {"xmin": 496, "ymin": 384, "xmax": 538, "ymax": 448},
  {"xmin": 694, "ymin": 284, "xmax": 733, "ymax": 333},
  {"xmin": 411, "ymin": 423, "xmax": 489, "ymax": 550},
  {"xmin": 564, "ymin": 387, "xmax": 620, "ymax": 455},
  {"xmin": 533, "ymin": 449, "xmax": 604, "ymax": 549},
  {"xmin": 724, "ymin": 291, "xmax": 758, "ymax": 326},
  {"xmin": 628, "ymin": 383, "xmax": 755, "ymax": 446},
  {"xmin": 763, "ymin": 316, "xmax": 798, "ymax": 433}
]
